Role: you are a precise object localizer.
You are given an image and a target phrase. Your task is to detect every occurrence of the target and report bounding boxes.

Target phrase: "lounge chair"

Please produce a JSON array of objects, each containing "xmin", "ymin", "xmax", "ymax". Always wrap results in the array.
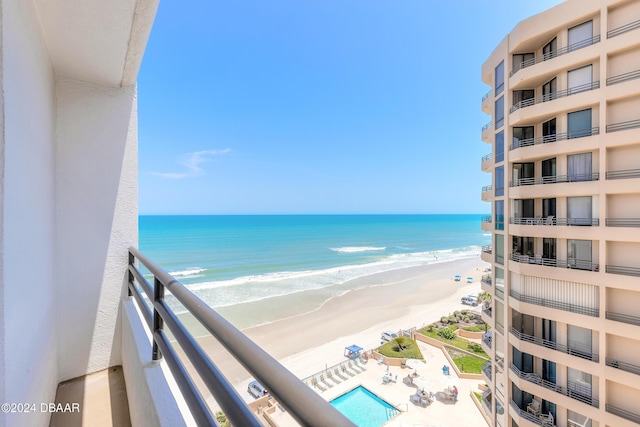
[
  {"xmin": 319, "ymin": 373, "xmax": 333, "ymax": 388},
  {"xmin": 348, "ymin": 360, "xmax": 362, "ymax": 373},
  {"xmin": 355, "ymin": 358, "xmax": 367, "ymax": 370},
  {"xmin": 341, "ymin": 363, "xmax": 356, "ymax": 377},
  {"xmin": 334, "ymin": 367, "xmax": 348, "ymax": 381},
  {"xmin": 326, "ymin": 371, "xmax": 340, "ymax": 385},
  {"xmin": 377, "ymin": 356, "xmax": 385, "ymax": 365},
  {"xmin": 311, "ymin": 377, "xmax": 326, "ymax": 392}
]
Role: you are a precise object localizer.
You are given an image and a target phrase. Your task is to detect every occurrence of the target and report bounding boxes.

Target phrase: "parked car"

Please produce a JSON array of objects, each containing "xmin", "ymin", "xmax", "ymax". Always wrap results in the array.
[
  {"xmin": 247, "ymin": 380, "xmax": 268, "ymax": 399},
  {"xmin": 461, "ymin": 295, "xmax": 479, "ymax": 306},
  {"xmin": 381, "ymin": 331, "xmax": 398, "ymax": 342}
]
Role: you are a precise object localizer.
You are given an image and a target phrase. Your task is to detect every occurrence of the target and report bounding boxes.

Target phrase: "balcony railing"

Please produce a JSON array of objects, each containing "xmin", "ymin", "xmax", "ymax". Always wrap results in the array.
[
  {"xmin": 481, "ymin": 245, "xmax": 492, "ymax": 254},
  {"xmin": 607, "ymin": 18, "xmax": 640, "ymax": 38},
  {"xmin": 481, "ymin": 274, "xmax": 492, "ymax": 286},
  {"xmin": 509, "ymin": 253, "xmax": 599, "ymax": 273},
  {"xmin": 606, "ymin": 119, "xmax": 640, "ymax": 133},
  {"xmin": 482, "ymin": 362, "xmax": 492, "ymax": 382},
  {"xmin": 510, "ymin": 364, "xmax": 599, "ymax": 408},
  {"xmin": 510, "ymin": 289, "xmax": 599, "ymax": 317},
  {"xmin": 605, "ymin": 357, "xmax": 640, "ymax": 376},
  {"xmin": 510, "ymin": 400, "xmax": 554, "ymax": 427},
  {"xmin": 607, "ymin": 69, "xmax": 640, "ymax": 86},
  {"xmin": 606, "ymin": 169, "xmax": 640, "ymax": 180},
  {"xmin": 509, "ymin": 35, "xmax": 600, "ymax": 77},
  {"xmin": 481, "ymin": 153, "xmax": 493, "ymax": 163},
  {"xmin": 605, "ymin": 265, "xmax": 640, "ymax": 277},
  {"xmin": 606, "ymin": 218, "xmax": 640, "ymax": 227},
  {"xmin": 482, "ymin": 391, "xmax": 493, "ymax": 413},
  {"xmin": 481, "ymin": 216, "xmax": 492, "ymax": 224},
  {"xmin": 510, "ymin": 327, "xmax": 599, "ymax": 362},
  {"xmin": 509, "ymin": 173, "xmax": 599, "ymax": 187},
  {"xmin": 482, "ymin": 333, "xmax": 492, "ymax": 348},
  {"xmin": 509, "ymin": 127, "xmax": 599, "ymax": 150},
  {"xmin": 606, "ymin": 311, "xmax": 640, "ymax": 326},
  {"xmin": 482, "ymin": 121, "xmax": 492, "ymax": 132},
  {"xmin": 481, "ymin": 185, "xmax": 492, "ymax": 193},
  {"xmin": 510, "ymin": 217, "xmax": 599, "ymax": 226},
  {"xmin": 510, "ymin": 81, "xmax": 600, "ymax": 113},
  {"xmin": 482, "ymin": 307, "xmax": 493, "ymax": 319},
  {"xmin": 128, "ymin": 247, "xmax": 354, "ymax": 427},
  {"xmin": 482, "ymin": 89, "xmax": 492, "ymax": 102},
  {"xmin": 606, "ymin": 404, "xmax": 640, "ymax": 425}
]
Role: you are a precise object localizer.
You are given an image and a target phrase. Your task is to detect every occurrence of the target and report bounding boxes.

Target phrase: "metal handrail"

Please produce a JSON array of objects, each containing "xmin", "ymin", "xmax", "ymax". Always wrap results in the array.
[
  {"xmin": 510, "ymin": 400, "xmax": 554, "ymax": 427},
  {"xmin": 481, "ymin": 185, "xmax": 493, "ymax": 192},
  {"xmin": 606, "ymin": 218, "xmax": 640, "ymax": 227},
  {"xmin": 481, "ymin": 153, "xmax": 493, "ymax": 163},
  {"xmin": 510, "ymin": 217, "xmax": 599, "ymax": 226},
  {"xmin": 509, "ymin": 127, "xmax": 599, "ymax": 150},
  {"xmin": 482, "ymin": 121, "xmax": 492, "ymax": 132},
  {"xmin": 482, "ymin": 307, "xmax": 493, "ymax": 319},
  {"xmin": 607, "ymin": 69, "xmax": 640, "ymax": 86},
  {"xmin": 481, "ymin": 245, "xmax": 492, "ymax": 254},
  {"xmin": 606, "ymin": 119, "xmax": 640, "ymax": 133},
  {"xmin": 510, "ymin": 289, "xmax": 599, "ymax": 318},
  {"xmin": 510, "ymin": 327, "xmax": 599, "ymax": 362},
  {"xmin": 509, "ymin": 173, "xmax": 599, "ymax": 187},
  {"xmin": 509, "ymin": 35, "xmax": 600, "ymax": 77},
  {"xmin": 605, "ymin": 265, "xmax": 640, "ymax": 277},
  {"xmin": 606, "ymin": 169, "xmax": 640, "ymax": 180},
  {"xmin": 605, "ymin": 358, "xmax": 640, "ymax": 376},
  {"xmin": 510, "ymin": 364, "xmax": 599, "ymax": 408},
  {"xmin": 605, "ymin": 311, "xmax": 640, "ymax": 327},
  {"xmin": 510, "ymin": 81, "xmax": 600, "ymax": 113},
  {"xmin": 128, "ymin": 247, "xmax": 355, "ymax": 427},
  {"xmin": 607, "ymin": 18, "xmax": 640, "ymax": 38},
  {"xmin": 606, "ymin": 404, "xmax": 640, "ymax": 424},
  {"xmin": 481, "ymin": 275, "xmax": 492, "ymax": 286},
  {"xmin": 481, "ymin": 216, "xmax": 492, "ymax": 223},
  {"xmin": 482, "ymin": 89, "xmax": 491, "ymax": 102},
  {"xmin": 509, "ymin": 253, "xmax": 599, "ymax": 272},
  {"xmin": 482, "ymin": 362, "xmax": 492, "ymax": 381}
]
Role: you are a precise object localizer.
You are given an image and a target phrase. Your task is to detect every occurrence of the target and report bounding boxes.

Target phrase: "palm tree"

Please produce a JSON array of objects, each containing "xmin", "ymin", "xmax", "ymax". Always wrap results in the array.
[{"xmin": 393, "ymin": 336, "xmax": 407, "ymax": 351}]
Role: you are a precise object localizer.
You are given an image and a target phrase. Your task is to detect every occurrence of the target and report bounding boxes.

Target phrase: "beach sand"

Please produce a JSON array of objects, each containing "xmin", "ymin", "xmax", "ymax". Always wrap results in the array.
[{"xmin": 186, "ymin": 256, "xmax": 490, "ymax": 397}]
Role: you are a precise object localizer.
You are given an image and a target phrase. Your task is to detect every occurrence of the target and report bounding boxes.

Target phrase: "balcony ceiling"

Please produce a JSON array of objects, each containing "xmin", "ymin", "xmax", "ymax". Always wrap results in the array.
[{"xmin": 33, "ymin": 0, "xmax": 158, "ymax": 87}]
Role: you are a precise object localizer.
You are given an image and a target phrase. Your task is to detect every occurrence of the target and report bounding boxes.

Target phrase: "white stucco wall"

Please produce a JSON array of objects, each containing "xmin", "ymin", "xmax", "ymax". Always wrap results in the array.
[
  {"xmin": 55, "ymin": 77, "xmax": 139, "ymax": 381},
  {"xmin": 2, "ymin": 1, "xmax": 58, "ymax": 426}
]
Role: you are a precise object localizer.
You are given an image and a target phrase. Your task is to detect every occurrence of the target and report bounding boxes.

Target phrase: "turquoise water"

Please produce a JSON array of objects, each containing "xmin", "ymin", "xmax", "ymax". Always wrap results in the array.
[
  {"xmin": 330, "ymin": 386, "xmax": 399, "ymax": 426},
  {"xmin": 139, "ymin": 214, "xmax": 490, "ymax": 313}
]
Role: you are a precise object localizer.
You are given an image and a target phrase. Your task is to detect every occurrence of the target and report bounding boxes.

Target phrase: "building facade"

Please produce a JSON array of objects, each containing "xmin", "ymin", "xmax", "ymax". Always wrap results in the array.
[{"xmin": 480, "ymin": 1, "xmax": 640, "ymax": 426}]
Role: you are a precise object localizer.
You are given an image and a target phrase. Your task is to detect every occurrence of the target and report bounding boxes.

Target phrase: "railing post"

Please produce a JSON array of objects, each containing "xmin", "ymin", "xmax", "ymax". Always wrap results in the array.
[
  {"xmin": 152, "ymin": 277, "xmax": 165, "ymax": 360},
  {"xmin": 128, "ymin": 251, "xmax": 134, "ymax": 297}
]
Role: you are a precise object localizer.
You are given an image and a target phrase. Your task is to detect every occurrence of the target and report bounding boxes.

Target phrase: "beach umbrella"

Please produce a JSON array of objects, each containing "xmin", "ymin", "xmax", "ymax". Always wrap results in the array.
[
  {"xmin": 454, "ymin": 275, "xmax": 461, "ymax": 281},
  {"xmin": 467, "ymin": 277, "xmax": 473, "ymax": 283},
  {"xmin": 406, "ymin": 359, "xmax": 428, "ymax": 375}
]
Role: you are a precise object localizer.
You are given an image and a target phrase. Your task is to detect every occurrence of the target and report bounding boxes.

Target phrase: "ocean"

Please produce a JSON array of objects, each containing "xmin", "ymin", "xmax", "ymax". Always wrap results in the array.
[{"xmin": 139, "ymin": 214, "xmax": 491, "ymax": 328}]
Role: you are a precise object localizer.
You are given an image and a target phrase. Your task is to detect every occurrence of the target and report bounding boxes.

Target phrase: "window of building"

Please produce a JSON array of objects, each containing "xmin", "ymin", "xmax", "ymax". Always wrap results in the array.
[
  {"xmin": 495, "ymin": 166, "xmax": 504, "ymax": 196},
  {"xmin": 568, "ymin": 196, "xmax": 592, "ymax": 225},
  {"xmin": 495, "ymin": 96, "xmax": 504, "ymax": 129},
  {"xmin": 568, "ymin": 108, "xmax": 592, "ymax": 138},
  {"xmin": 568, "ymin": 410, "xmax": 592, "ymax": 427},
  {"xmin": 495, "ymin": 61, "xmax": 504, "ymax": 95},
  {"xmin": 513, "ymin": 236, "xmax": 534, "ymax": 257},
  {"xmin": 542, "ymin": 199, "xmax": 556, "ymax": 218},
  {"xmin": 512, "ymin": 53, "xmax": 534, "ymax": 73},
  {"xmin": 568, "ymin": 239, "xmax": 592, "ymax": 270},
  {"xmin": 542, "ymin": 158, "xmax": 556, "ymax": 183},
  {"xmin": 542, "ymin": 78, "xmax": 557, "ymax": 101},
  {"xmin": 543, "ymin": 238, "xmax": 556, "ymax": 259},
  {"xmin": 568, "ymin": 20, "xmax": 593, "ymax": 50},
  {"xmin": 542, "ymin": 118, "xmax": 556, "ymax": 142},
  {"xmin": 513, "ymin": 89, "xmax": 534, "ymax": 108},
  {"xmin": 495, "ymin": 200, "xmax": 504, "ymax": 230},
  {"xmin": 495, "ymin": 267, "xmax": 504, "ymax": 298},
  {"xmin": 568, "ymin": 152, "xmax": 592, "ymax": 181},
  {"xmin": 568, "ymin": 65, "xmax": 593, "ymax": 94},
  {"xmin": 567, "ymin": 368, "xmax": 592, "ymax": 402},
  {"xmin": 495, "ymin": 234, "xmax": 504, "ymax": 265},
  {"xmin": 512, "ymin": 126, "xmax": 534, "ymax": 148},
  {"xmin": 568, "ymin": 325, "xmax": 592, "ymax": 358},
  {"xmin": 512, "ymin": 162, "xmax": 534, "ymax": 186},
  {"xmin": 543, "ymin": 37, "xmax": 557, "ymax": 60},
  {"xmin": 495, "ymin": 131, "xmax": 504, "ymax": 162},
  {"xmin": 513, "ymin": 199, "xmax": 534, "ymax": 220},
  {"xmin": 495, "ymin": 300, "xmax": 504, "ymax": 331}
]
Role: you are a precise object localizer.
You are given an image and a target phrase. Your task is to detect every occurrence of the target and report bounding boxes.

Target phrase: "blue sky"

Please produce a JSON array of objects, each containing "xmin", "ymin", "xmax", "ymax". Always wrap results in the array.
[{"xmin": 138, "ymin": 0, "xmax": 564, "ymax": 215}]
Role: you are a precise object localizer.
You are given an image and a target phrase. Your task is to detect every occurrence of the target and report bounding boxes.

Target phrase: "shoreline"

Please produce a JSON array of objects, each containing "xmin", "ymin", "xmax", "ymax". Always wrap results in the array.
[{"xmin": 189, "ymin": 256, "xmax": 489, "ymax": 391}]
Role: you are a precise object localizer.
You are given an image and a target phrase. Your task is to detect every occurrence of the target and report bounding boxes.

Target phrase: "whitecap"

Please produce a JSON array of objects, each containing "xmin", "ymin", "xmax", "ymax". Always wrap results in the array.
[
  {"xmin": 330, "ymin": 246, "xmax": 386, "ymax": 253},
  {"xmin": 169, "ymin": 267, "xmax": 206, "ymax": 277}
]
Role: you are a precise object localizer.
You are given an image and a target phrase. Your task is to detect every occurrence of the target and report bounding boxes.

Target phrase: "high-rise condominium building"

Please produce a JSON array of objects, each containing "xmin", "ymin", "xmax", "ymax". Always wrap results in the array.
[{"xmin": 480, "ymin": 0, "xmax": 640, "ymax": 426}]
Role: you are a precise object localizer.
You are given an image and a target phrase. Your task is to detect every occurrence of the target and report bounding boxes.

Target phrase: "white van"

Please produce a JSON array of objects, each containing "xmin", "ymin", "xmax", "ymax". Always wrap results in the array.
[
  {"xmin": 461, "ymin": 295, "xmax": 479, "ymax": 306},
  {"xmin": 247, "ymin": 380, "xmax": 267, "ymax": 399},
  {"xmin": 381, "ymin": 331, "xmax": 398, "ymax": 342}
]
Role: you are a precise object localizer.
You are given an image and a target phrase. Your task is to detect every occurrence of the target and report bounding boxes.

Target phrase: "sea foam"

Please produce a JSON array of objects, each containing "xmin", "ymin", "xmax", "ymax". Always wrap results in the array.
[{"xmin": 330, "ymin": 246, "xmax": 386, "ymax": 253}]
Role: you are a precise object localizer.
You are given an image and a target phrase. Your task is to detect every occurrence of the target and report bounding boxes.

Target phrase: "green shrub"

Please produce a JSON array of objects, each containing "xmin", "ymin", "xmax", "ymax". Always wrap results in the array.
[
  {"xmin": 448, "ymin": 315, "xmax": 458, "ymax": 323},
  {"xmin": 437, "ymin": 327, "xmax": 456, "ymax": 340},
  {"xmin": 378, "ymin": 338, "xmax": 423, "ymax": 359},
  {"xmin": 441, "ymin": 316, "xmax": 449, "ymax": 324},
  {"xmin": 216, "ymin": 412, "xmax": 230, "ymax": 427},
  {"xmin": 461, "ymin": 309, "xmax": 469, "ymax": 316},
  {"xmin": 468, "ymin": 342, "xmax": 483, "ymax": 353},
  {"xmin": 454, "ymin": 310, "xmax": 461, "ymax": 317}
]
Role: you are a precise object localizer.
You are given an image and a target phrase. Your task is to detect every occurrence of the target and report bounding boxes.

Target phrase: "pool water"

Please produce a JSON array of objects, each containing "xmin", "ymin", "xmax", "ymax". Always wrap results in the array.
[{"xmin": 330, "ymin": 386, "xmax": 399, "ymax": 427}]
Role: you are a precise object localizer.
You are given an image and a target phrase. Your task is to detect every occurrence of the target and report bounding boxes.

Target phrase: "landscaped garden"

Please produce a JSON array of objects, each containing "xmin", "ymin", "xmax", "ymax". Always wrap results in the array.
[
  {"xmin": 446, "ymin": 348, "xmax": 486, "ymax": 374},
  {"xmin": 377, "ymin": 336, "xmax": 423, "ymax": 359}
]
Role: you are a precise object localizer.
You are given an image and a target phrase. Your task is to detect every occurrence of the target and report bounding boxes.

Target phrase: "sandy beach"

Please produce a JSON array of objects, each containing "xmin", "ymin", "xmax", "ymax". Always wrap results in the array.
[{"xmin": 187, "ymin": 256, "xmax": 490, "ymax": 395}]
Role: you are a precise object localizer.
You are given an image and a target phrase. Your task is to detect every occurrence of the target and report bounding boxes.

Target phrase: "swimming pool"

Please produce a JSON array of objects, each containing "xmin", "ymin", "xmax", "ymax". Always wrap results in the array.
[{"xmin": 330, "ymin": 386, "xmax": 399, "ymax": 427}]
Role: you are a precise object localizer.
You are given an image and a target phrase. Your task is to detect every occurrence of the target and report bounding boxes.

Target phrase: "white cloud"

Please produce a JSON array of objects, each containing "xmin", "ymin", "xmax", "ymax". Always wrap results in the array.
[{"xmin": 152, "ymin": 149, "xmax": 230, "ymax": 179}]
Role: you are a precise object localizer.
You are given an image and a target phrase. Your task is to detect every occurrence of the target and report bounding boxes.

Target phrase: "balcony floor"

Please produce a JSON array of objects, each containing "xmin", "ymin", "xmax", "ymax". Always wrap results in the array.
[{"xmin": 49, "ymin": 366, "xmax": 130, "ymax": 427}]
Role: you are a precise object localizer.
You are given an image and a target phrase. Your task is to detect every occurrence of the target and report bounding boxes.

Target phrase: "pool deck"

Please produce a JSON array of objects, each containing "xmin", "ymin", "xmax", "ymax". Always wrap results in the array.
[{"xmin": 254, "ymin": 340, "xmax": 489, "ymax": 427}]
